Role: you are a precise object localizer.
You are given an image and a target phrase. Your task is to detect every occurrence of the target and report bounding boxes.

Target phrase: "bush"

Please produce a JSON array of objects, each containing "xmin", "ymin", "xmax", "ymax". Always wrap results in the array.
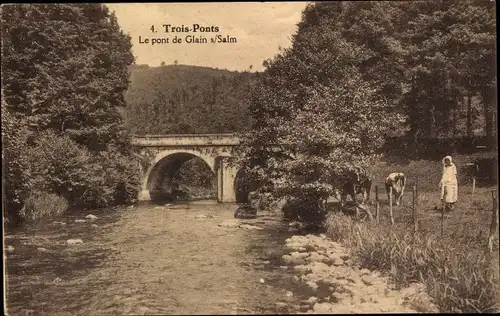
[
  {"xmin": 97, "ymin": 148, "xmax": 141, "ymax": 206},
  {"xmin": 19, "ymin": 191, "xmax": 68, "ymax": 221},
  {"xmin": 25, "ymin": 131, "xmax": 95, "ymax": 205},
  {"xmin": 326, "ymin": 212, "xmax": 499, "ymax": 313},
  {"xmin": 282, "ymin": 198, "xmax": 327, "ymax": 223},
  {"xmin": 2, "ymin": 103, "xmax": 32, "ymax": 221},
  {"xmin": 26, "ymin": 131, "xmax": 141, "ymax": 209},
  {"xmin": 66, "ymin": 149, "xmax": 141, "ymax": 208}
]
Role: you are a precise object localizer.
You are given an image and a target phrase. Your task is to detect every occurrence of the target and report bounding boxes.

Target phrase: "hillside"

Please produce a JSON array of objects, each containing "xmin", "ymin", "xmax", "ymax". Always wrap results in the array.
[{"xmin": 124, "ymin": 64, "xmax": 258, "ymax": 135}]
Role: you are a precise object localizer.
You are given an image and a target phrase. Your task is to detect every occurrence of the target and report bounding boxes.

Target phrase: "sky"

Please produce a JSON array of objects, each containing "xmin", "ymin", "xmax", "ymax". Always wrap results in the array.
[{"xmin": 106, "ymin": 2, "xmax": 310, "ymax": 72}]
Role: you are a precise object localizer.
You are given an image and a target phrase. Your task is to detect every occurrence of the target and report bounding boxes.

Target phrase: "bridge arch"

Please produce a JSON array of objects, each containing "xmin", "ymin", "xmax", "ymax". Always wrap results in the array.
[
  {"xmin": 133, "ymin": 134, "xmax": 241, "ymax": 203},
  {"xmin": 141, "ymin": 149, "xmax": 216, "ymax": 202}
]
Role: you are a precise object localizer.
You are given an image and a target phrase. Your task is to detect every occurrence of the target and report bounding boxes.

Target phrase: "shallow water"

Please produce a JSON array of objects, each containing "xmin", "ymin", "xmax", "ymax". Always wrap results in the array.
[{"xmin": 4, "ymin": 201, "xmax": 317, "ymax": 315}]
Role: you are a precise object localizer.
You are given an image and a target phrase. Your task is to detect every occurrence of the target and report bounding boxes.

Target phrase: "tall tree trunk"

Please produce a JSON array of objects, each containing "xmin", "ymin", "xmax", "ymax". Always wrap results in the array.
[
  {"xmin": 482, "ymin": 87, "xmax": 494, "ymax": 141},
  {"xmin": 430, "ymin": 104, "xmax": 437, "ymax": 137},
  {"xmin": 452, "ymin": 96, "xmax": 460, "ymax": 137},
  {"xmin": 452, "ymin": 107, "xmax": 457, "ymax": 137},
  {"xmin": 466, "ymin": 94, "xmax": 473, "ymax": 137},
  {"xmin": 484, "ymin": 103, "xmax": 493, "ymax": 139}
]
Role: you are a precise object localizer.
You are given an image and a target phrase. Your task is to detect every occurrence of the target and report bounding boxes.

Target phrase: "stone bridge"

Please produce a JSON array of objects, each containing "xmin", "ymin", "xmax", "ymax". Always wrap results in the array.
[{"xmin": 131, "ymin": 134, "xmax": 244, "ymax": 203}]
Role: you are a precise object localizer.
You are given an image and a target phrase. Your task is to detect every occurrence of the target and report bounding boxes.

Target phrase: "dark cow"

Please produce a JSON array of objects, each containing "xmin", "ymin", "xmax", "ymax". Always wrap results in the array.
[
  {"xmin": 385, "ymin": 172, "xmax": 406, "ymax": 206},
  {"xmin": 332, "ymin": 172, "xmax": 372, "ymax": 206}
]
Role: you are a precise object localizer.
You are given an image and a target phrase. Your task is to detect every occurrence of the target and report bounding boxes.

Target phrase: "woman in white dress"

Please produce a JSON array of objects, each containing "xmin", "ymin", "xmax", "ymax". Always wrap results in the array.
[{"xmin": 439, "ymin": 155, "xmax": 458, "ymax": 211}]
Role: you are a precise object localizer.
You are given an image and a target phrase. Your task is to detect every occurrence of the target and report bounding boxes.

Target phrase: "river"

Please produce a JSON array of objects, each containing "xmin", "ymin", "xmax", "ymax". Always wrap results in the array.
[{"xmin": 4, "ymin": 201, "xmax": 317, "ymax": 315}]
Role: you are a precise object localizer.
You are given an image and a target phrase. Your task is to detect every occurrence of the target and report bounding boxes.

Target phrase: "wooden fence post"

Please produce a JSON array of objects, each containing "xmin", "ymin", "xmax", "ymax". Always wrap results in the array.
[
  {"xmin": 375, "ymin": 185, "xmax": 380, "ymax": 223},
  {"xmin": 413, "ymin": 185, "xmax": 418, "ymax": 233},
  {"xmin": 441, "ymin": 200, "xmax": 445, "ymax": 237},
  {"xmin": 472, "ymin": 176, "xmax": 476, "ymax": 197},
  {"xmin": 415, "ymin": 176, "xmax": 419, "ymax": 206},
  {"xmin": 487, "ymin": 190, "xmax": 499, "ymax": 254},
  {"xmin": 389, "ymin": 186, "xmax": 394, "ymax": 225}
]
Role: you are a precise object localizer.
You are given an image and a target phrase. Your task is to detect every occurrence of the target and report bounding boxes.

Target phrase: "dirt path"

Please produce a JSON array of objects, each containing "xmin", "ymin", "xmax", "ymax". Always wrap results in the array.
[{"xmin": 5, "ymin": 201, "xmax": 296, "ymax": 316}]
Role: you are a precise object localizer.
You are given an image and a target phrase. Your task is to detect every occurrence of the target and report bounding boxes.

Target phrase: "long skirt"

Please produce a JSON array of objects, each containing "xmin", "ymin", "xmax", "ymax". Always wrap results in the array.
[{"xmin": 441, "ymin": 184, "xmax": 458, "ymax": 203}]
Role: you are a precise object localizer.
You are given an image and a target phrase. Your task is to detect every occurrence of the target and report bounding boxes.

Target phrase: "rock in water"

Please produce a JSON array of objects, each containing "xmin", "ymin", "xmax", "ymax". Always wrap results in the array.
[
  {"xmin": 234, "ymin": 205, "xmax": 257, "ymax": 219},
  {"xmin": 361, "ymin": 274, "xmax": 375, "ymax": 285},
  {"xmin": 37, "ymin": 247, "xmax": 47, "ymax": 252},
  {"xmin": 6, "ymin": 245, "xmax": 15, "ymax": 253},
  {"xmin": 290, "ymin": 251, "xmax": 310, "ymax": 260},
  {"xmin": 293, "ymin": 265, "xmax": 311, "ymax": 274},
  {"xmin": 85, "ymin": 214, "xmax": 98, "ymax": 221},
  {"xmin": 218, "ymin": 219, "xmax": 241, "ymax": 228},
  {"xmin": 360, "ymin": 268, "xmax": 371, "ymax": 275},
  {"xmin": 66, "ymin": 239, "xmax": 83, "ymax": 245}
]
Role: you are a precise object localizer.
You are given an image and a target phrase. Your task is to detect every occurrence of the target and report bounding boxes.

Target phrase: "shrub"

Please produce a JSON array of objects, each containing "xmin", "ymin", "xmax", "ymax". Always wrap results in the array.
[
  {"xmin": 25, "ymin": 131, "xmax": 95, "ymax": 206},
  {"xmin": 26, "ymin": 131, "xmax": 141, "ymax": 209},
  {"xmin": 19, "ymin": 191, "xmax": 68, "ymax": 221},
  {"xmin": 325, "ymin": 212, "xmax": 499, "ymax": 313},
  {"xmin": 282, "ymin": 198, "xmax": 327, "ymax": 223},
  {"xmin": 96, "ymin": 148, "xmax": 141, "ymax": 206},
  {"xmin": 2, "ymin": 103, "xmax": 32, "ymax": 221}
]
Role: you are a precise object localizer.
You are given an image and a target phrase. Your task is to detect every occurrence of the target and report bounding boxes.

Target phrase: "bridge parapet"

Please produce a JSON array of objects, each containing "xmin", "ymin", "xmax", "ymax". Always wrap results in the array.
[{"xmin": 131, "ymin": 133, "xmax": 241, "ymax": 147}]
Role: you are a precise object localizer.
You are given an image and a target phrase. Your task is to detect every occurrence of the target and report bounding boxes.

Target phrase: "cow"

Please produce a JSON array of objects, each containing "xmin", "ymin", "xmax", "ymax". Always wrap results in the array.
[
  {"xmin": 341, "ymin": 174, "xmax": 372, "ymax": 206},
  {"xmin": 385, "ymin": 172, "xmax": 406, "ymax": 206},
  {"xmin": 329, "ymin": 171, "xmax": 372, "ymax": 206}
]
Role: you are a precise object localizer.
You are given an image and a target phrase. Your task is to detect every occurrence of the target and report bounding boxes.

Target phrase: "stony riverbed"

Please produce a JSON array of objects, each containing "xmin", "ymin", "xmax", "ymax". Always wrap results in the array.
[
  {"xmin": 5, "ymin": 200, "xmax": 438, "ymax": 315},
  {"xmin": 277, "ymin": 234, "xmax": 439, "ymax": 314}
]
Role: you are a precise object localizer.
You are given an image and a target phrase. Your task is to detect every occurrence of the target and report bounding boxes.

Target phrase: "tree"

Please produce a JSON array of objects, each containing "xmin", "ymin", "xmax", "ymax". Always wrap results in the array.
[
  {"xmin": 161, "ymin": 61, "xmax": 166, "ymax": 66},
  {"xmin": 1, "ymin": 4, "xmax": 140, "ymax": 213},
  {"xmin": 241, "ymin": 2, "xmax": 404, "ymax": 220},
  {"xmin": 1, "ymin": 4, "xmax": 135, "ymax": 152},
  {"xmin": 401, "ymin": 0, "xmax": 496, "ymax": 139}
]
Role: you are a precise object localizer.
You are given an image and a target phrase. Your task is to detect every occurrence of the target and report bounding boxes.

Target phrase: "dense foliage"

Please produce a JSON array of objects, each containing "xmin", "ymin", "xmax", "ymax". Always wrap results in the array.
[
  {"xmin": 125, "ymin": 64, "xmax": 258, "ymax": 134},
  {"xmin": 2, "ymin": 101, "xmax": 32, "ymax": 221},
  {"xmin": 401, "ymin": 0, "xmax": 496, "ymax": 140},
  {"xmin": 2, "ymin": 4, "xmax": 135, "ymax": 151},
  {"xmin": 25, "ymin": 132, "xmax": 141, "ymax": 209},
  {"xmin": 2, "ymin": 4, "xmax": 139, "ymax": 220},
  {"xmin": 240, "ymin": 1, "xmax": 405, "ymax": 220},
  {"xmin": 239, "ymin": 1, "xmax": 496, "ymax": 221}
]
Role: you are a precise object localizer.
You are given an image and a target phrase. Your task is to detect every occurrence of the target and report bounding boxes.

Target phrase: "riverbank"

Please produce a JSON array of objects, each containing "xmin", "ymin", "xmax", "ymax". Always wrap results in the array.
[{"xmin": 276, "ymin": 233, "xmax": 438, "ymax": 314}]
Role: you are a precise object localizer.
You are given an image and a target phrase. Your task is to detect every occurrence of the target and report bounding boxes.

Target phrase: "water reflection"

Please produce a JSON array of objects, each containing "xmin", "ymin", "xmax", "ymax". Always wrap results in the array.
[{"xmin": 4, "ymin": 201, "xmax": 320, "ymax": 315}]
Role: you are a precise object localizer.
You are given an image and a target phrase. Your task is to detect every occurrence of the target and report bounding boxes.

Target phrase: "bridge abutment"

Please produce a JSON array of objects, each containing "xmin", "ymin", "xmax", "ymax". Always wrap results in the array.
[
  {"xmin": 216, "ymin": 156, "xmax": 237, "ymax": 203},
  {"xmin": 138, "ymin": 190, "xmax": 151, "ymax": 201}
]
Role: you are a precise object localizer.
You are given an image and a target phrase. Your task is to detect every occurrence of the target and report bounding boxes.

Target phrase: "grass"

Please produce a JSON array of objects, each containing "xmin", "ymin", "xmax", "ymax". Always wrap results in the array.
[
  {"xmin": 19, "ymin": 191, "xmax": 69, "ymax": 222},
  {"xmin": 325, "ymin": 154, "xmax": 499, "ymax": 313}
]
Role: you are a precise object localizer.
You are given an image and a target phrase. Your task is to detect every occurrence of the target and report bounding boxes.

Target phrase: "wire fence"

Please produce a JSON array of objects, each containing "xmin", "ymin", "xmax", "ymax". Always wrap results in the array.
[{"xmin": 371, "ymin": 182, "xmax": 498, "ymax": 256}]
